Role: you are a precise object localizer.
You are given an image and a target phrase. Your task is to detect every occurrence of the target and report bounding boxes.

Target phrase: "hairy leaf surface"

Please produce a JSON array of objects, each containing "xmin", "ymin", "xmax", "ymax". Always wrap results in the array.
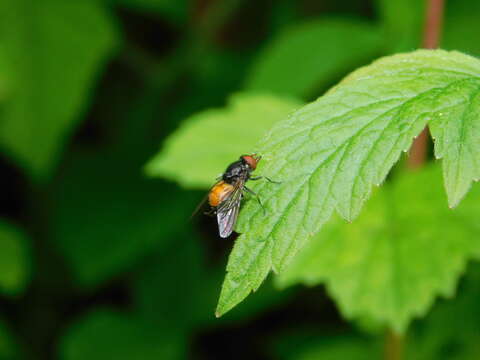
[{"xmin": 216, "ymin": 50, "xmax": 480, "ymax": 317}]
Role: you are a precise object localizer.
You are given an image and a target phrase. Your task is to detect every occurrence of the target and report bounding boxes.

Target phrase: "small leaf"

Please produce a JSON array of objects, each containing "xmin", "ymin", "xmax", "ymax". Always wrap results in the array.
[
  {"xmin": 145, "ymin": 93, "xmax": 302, "ymax": 188},
  {"xmin": 0, "ymin": 0, "xmax": 118, "ymax": 179},
  {"xmin": 60, "ymin": 309, "xmax": 185, "ymax": 360},
  {"xmin": 277, "ymin": 165, "xmax": 480, "ymax": 333},
  {"xmin": 216, "ymin": 50, "xmax": 480, "ymax": 317},
  {"xmin": 0, "ymin": 220, "xmax": 30, "ymax": 295},
  {"xmin": 246, "ymin": 18, "xmax": 383, "ymax": 98}
]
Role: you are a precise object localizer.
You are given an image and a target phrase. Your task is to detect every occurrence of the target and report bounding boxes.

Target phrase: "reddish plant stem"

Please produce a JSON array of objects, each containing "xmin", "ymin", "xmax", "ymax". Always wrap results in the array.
[
  {"xmin": 385, "ymin": 330, "xmax": 403, "ymax": 360},
  {"xmin": 422, "ymin": 0, "xmax": 445, "ymax": 49},
  {"xmin": 407, "ymin": 0, "xmax": 444, "ymax": 169},
  {"xmin": 388, "ymin": 1, "xmax": 445, "ymax": 359},
  {"xmin": 408, "ymin": 128, "xmax": 430, "ymax": 169}
]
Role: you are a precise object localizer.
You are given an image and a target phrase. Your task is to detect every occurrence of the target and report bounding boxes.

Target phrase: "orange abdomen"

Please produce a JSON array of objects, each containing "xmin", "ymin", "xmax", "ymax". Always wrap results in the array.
[{"xmin": 208, "ymin": 181, "xmax": 234, "ymax": 207}]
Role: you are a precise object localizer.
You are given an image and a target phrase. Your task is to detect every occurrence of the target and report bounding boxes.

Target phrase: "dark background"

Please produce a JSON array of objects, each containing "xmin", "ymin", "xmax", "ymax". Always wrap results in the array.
[{"xmin": 0, "ymin": 0, "xmax": 480, "ymax": 359}]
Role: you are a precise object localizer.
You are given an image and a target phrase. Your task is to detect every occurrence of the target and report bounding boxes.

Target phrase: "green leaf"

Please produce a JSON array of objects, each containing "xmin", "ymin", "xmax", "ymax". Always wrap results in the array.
[
  {"xmin": 245, "ymin": 18, "xmax": 383, "ymax": 98},
  {"xmin": 406, "ymin": 263, "xmax": 480, "ymax": 360},
  {"xmin": 167, "ymin": 49, "xmax": 253, "ymax": 127},
  {"xmin": 278, "ymin": 165, "xmax": 480, "ymax": 333},
  {"xmin": 216, "ymin": 50, "xmax": 480, "ymax": 317},
  {"xmin": 443, "ymin": 0, "xmax": 480, "ymax": 58},
  {"xmin": 0, "ymin": 0, "xmax": 118, "ymax": 179},
  {"xmin": 60, "ymin": 309, "xmax": 185, "ymax": 360},
  {"xmin": 0, "ymin": 220, "xmax": 30, "ymax": 295},
  {"xmin": 51, "ymin": 150, "xmax": 197, "ymax": 288},
  {"xmin": 428, "ymin": 79, "xmax": 480, "ymax": 208},
  {"xmin": 374, "ymin": 0, "xmax": 424, "ymax": 53},
  {"xmin": 376, "ymin": 0, "xmax": 480, "ymax": 56},
  {"xmin": 145, "ymin": 93, "xmax": 302, "ymax": 188}
]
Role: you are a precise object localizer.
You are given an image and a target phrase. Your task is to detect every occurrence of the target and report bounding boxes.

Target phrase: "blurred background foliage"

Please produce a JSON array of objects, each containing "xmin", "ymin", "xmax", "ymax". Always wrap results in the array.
[{"xmin": 0, "ymin": 0, "xmax": 479, "ymax": 359}]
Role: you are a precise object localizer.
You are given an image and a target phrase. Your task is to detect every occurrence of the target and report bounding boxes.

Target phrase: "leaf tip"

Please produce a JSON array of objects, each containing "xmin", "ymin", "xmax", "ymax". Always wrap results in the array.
[
  {"xmin": 446, "ymin": 185, "xmax": 469, "ymax": 209},
  {"xmin": 215, "ymin": 302, "xmax": 227, "ymax": 318}
]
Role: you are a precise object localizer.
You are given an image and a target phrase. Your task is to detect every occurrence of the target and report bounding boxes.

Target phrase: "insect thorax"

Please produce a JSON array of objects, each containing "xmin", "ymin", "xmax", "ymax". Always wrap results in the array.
[{"xmin": 222, "ymin": 161, "xmax": 249, "ymax": 183}]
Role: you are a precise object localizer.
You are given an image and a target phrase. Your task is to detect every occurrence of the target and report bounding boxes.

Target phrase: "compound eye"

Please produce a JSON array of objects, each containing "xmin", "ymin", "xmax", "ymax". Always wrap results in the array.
[{"xmin": 241, "ymin": 154, "xmax": 260, "ymax": 170}]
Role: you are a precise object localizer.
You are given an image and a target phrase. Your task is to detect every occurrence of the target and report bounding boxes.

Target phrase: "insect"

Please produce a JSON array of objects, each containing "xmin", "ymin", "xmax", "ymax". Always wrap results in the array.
[{"xmin": 206, "ymin": 154, "xmax": 278, "ymax": 238}]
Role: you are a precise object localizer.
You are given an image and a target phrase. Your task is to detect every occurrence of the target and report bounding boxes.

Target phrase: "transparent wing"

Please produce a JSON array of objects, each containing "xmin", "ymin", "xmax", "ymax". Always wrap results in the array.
[{"xmin": 216, "ymin": 179, "xmax": 244, "ymax": 238}]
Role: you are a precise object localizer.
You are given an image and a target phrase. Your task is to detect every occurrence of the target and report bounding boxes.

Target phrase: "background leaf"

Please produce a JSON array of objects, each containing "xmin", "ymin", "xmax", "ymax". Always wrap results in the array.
[
  {"xmin": 216, "ymin": 49, "xmax": 480, "ymax": 317},
  {"xmin": 374, "ymin": 0, "xmax": 424, "ymax": 53},
  {"xmin": 51, "ymin": 150, "xmax": 197, "ymax": 288},
  {"xmin": 405, "ymin": 263, "xmax": 480, "ymax": 360},
  {"xmin": 246, "ymin": 18, "xmax": 383, "ymax": 98},
  {"xmin": 60, "ymin": 309, "xmax": 184, "ymax": 360},
  {"xmin": 0, "ymin": 0, "xmax": 118, "ymax": 179},
  {"xmin": 0, "ymin": 220, "xmax": 30, "ymax": 295},
  {"xmin": 376, "ymin": 0, "xmax": 480, "ymax": 57},
  {"xmin": 145, "ymin": 93, "xmax": 302, "ymax": 188},
  {"xmin": 443, "ymin": 0, "xmax": 480, "ymax": 57},
  {"xmin": 278, "ymin": 165, "xmax": 480, "ymax": 333}
]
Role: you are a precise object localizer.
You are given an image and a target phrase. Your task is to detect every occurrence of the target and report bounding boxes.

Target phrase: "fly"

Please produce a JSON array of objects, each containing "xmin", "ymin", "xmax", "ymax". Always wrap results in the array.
[{"xmin": 205, "ymin": 154, "xmax": 278, "ymax": 238}]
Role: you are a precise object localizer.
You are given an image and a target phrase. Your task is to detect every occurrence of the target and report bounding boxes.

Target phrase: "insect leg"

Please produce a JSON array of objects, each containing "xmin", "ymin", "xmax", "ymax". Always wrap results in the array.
[
  {"xmin": 243, "ymin": 186, "xmax": 266, "ymax": 214},
  {"xmin": 203, "ymin": 207, "xmax": 216, "ymax": 217},
  {"xmin": 250, "ymin": 175, "xmax": 281, "ymax": 184},
  {"xmin": 265, "ymin": 176, "xmax": 281, "ymax": 184}
]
